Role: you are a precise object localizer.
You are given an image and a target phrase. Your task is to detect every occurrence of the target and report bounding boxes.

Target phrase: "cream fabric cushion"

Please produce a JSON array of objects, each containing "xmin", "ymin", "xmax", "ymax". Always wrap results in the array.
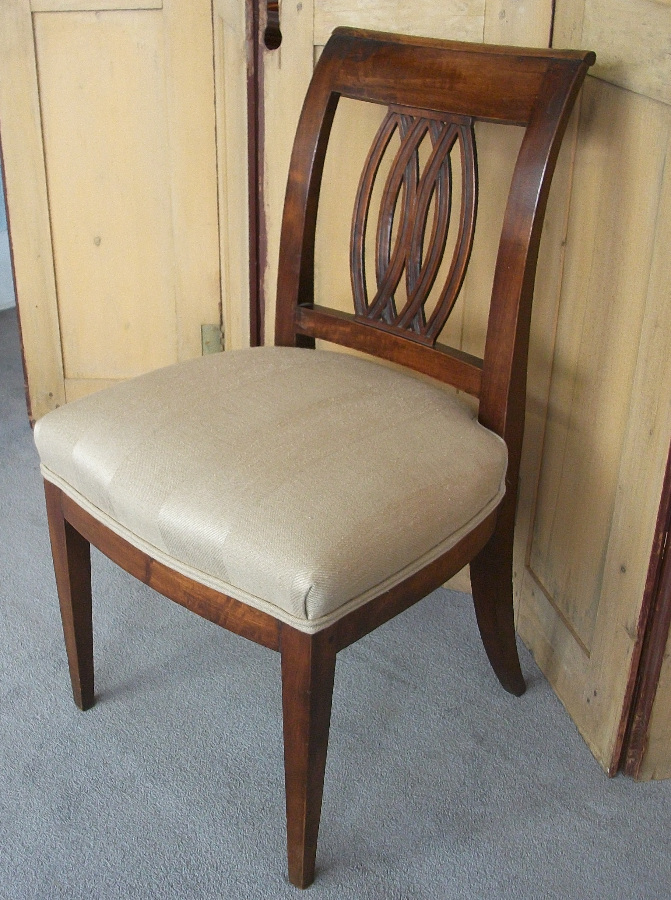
[{"xmin": 34, "ymin": 347, "xmax": 507, "ymax": 633}]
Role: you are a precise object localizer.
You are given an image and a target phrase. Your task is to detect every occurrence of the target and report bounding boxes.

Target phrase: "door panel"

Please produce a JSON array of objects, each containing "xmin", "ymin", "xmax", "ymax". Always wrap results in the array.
[
  {"xmin": 527, "ymin": 81, "xmax": 669, "ymax": 653},
  {"xmin": 0, "ymin": 0, "xmax": 220, "ymax": 416},
  {"xmin": 581, "ymin": 0, "xmax": 671, "ymax": 105},
  {"xmin": 514, "ymin": 0, "xmax": 671, "ymax": 773},
  {"xmin": 516, "ymin": 79, "xmax": 671, "ymax": 769},
  {"xmin": 313, "ymin": 1, "xmax": 485, "ymax": 46},
  {"xmin": 35, "ymin": 11, "xmax": 177, "ymax": 383}
]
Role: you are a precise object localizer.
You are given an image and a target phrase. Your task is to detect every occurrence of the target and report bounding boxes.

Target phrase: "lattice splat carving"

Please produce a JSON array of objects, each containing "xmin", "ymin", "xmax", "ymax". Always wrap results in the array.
[{"xmin": 351, "ymin": 107, "xmax": 477, "ymax": 345}]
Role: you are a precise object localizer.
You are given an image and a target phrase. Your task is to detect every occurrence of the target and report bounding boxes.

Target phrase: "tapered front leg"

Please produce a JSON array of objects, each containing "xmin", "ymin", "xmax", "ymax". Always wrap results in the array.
[
  {"xmin": 280, "ymin": 626, "xmax": 336, "ymax": 889},
  {"xmin": 469, "ymin": 492, "xmax": 526, "ymax": 697},
  {"xmin": 44, "ymin": 481, "xmax": 94, "ymax": 711}
]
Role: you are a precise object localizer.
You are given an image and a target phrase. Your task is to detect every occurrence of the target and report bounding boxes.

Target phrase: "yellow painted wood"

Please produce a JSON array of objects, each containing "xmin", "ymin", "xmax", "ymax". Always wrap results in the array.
[
  {"xmin": 34, "ymin": 11, "xmax": 178, "ymax": 379},
  {"xmin": 627, "ymin": 133, "xmax": 671, "ymax": 782},
  {"xmin": 551, "ymin": 0, "xmax": 586, "ymax": 49},
  {"xmin": 517, "ymin": 80, "xmax": 671, "ymax": 772},
  {"xmin": 314, "ymin": 0, "xmax": 485, "ymax": 46},
  {"xmin": 555, "ymin": 0, "xmax": 671, "ymax": 106},
  {"xmin": 3, "ymin": 0, "xmax": 220, "ymax": 409},
  {"xmin": 459, "ymin": 123, "xmax": 523, "ymax": 361},
  {"xmin": 581, "ymin": 0, "xmax": 671, "ymax": 106},
  {"xmin": 529, "ymin": 80, "xmax": 667, "ymax": 653},
  {"xmin": 214, "ymin": 0, "xmax": 251, "ymax": 350},
  {"xmin": 0, "ymin": 0, "xmax": 65, "ymax": 421},
  {"xmin": 314, "ymin": 98, "xmax": 385, "ymax": 319},
  {"xmin": 31, "ymin": 0, "xmax": 162, "ymax": 10},
  {"xmin": 64, "ymin": 378, "xmax": 124, "ymax": 402},
  {"xmin": 162, "ymin": 0, "xmax": 221, "ymax": 363},
  {"xmin": 483, "ymin": 0, "xmax": 552, "ymax": 46}
]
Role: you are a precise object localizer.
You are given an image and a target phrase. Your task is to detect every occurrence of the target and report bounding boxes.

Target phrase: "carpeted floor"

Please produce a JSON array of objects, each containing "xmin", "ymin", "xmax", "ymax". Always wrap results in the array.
[{"xmin": 1, "ymin": 306, "xmax": 670, "ymax": 899}]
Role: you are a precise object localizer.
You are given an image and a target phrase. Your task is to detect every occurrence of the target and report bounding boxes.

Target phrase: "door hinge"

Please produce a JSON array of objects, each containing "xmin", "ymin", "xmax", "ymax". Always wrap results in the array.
[{"xmin": 201, "ymin": 324, "xmax": 224, "ymax": 355}]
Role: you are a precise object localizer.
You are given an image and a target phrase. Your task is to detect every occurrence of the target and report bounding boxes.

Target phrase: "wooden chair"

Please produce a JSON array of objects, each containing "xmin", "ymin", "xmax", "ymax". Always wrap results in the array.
[{"xmin": 34, "ymin": 28, "xmax": 594, "ymax": 888}]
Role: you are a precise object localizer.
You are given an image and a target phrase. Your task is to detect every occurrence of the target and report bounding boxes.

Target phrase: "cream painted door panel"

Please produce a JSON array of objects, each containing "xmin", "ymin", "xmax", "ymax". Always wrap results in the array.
[
  {"xmin": 513, "ymin": 0, "xmax": 671, "ymax": 776},
  {"xmin": 0, "ymin": 0, "xmax": 220, "ymax": 418}
]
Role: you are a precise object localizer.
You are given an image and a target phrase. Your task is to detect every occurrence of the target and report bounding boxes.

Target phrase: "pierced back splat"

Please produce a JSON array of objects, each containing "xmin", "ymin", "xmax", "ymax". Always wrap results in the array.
[{"xmin": 351, "ymin": 107, "xmax": 477, "ymax": 346}]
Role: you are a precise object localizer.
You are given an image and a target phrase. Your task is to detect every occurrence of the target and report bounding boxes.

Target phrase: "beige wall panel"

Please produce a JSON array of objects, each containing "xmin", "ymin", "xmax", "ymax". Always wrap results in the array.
[
  {"xmin": 31, "ymin": 1, "xmax": 162, "ymax": 10},
  {"xmin": 483, "ymin": 0, "xmax": 552, "ymax": 46},
  {"xmin": 214, "ymin": 0, "xmax": 250, "ymax": 351},
  {"xmin": 0, "ymin": 0, "xmax": 65, "ymax": 420},
  {"xmin": 64, "ymin": 378, "xmax": 123, "ymax": 402},
  {"xmin": 314, "ymin": 0, "xmax": 486, "ymax": 46},
  {"xmin": 581, "ymin": 0, "xmax": 671, "ymax": 106},
  {"xmin": 518, "ymin": 81, "xmax": 671, "ymax": 771},
  {"xmin": 34, "ymin": 11, "xmax": 177, "ymax": 380},
  {"xmin": 551, "ymin": 0, "xmax": 586, "ymax": 49},
  {"xmin": 554, "ymin": 0, "xmax": 671, "ymax": 106},
  {"xmin": 162, "ymin": 0, "xmax": 221, "ymax": 363},
  {"xmin": 629, "ymin": 137, "xmax": 671, "ymax": 782},
  {"xmin": 528, "ymin": 78, "xmax": 669, "ymax": 651}
]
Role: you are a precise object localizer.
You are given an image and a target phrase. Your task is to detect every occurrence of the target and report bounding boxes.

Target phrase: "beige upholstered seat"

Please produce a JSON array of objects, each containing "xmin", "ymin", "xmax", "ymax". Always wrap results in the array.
[{"xmin": 35, "ymin": 346, "xmax": 507, "ymax": 632}]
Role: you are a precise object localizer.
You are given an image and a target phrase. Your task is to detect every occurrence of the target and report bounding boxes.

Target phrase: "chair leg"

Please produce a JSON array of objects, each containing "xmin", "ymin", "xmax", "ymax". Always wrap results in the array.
[
  {"xmin": 44, "ymin": 481, "xmax": 94, "ymax": 711},
  {"xmin": 469, "ymin": 495, "xmax": 526, "ymax": 697},
  {"xmin": 280, "ymin": 626, "xmax": 336, "ymax": 889}
]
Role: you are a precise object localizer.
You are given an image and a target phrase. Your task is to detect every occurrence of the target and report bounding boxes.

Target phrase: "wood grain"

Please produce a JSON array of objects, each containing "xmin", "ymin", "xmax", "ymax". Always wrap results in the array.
[
  {"xmin": 517, "ymin": 79, "xmax": 671, "ymax": 773},
  {"xmin": 2, "ymin": 1, "xmax": 220, "ymax": 411},
  {"xmin": 314, "ymin": 0, "xmax": 485, "ymax": 47},
  {"xmin": 0, "ymin": 0, "xmax": 64, "ymax": 420},
  {"xmin": 213, "ymin": 0, "xmax": 252, "ymax": 351}
]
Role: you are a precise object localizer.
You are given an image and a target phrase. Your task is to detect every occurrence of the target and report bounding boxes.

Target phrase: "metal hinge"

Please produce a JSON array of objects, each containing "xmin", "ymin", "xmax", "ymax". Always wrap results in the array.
[{"xmin": 201, "ymin": 324, "xmax": 224, "ymax": 355}]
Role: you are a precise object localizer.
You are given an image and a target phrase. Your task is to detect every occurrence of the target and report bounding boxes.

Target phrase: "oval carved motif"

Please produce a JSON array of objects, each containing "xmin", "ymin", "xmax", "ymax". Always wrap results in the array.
[{"xmin": 351, "ymin": 107, "xmax": 477, "ymax": 345}]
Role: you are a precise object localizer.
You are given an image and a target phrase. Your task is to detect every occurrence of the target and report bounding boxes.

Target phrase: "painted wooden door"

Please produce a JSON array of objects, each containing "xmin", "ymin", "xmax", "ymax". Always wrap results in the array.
[
  {"xmin": 0, "ymin": 0, "xmax": 220, "ymax": 421},
  {"xmin": 256, "ymin": 0, "xmax": 671, "ymax": 776},
  {"xmin": 516, "ymin": 0, "xmax": 671, "ymax": 778}
]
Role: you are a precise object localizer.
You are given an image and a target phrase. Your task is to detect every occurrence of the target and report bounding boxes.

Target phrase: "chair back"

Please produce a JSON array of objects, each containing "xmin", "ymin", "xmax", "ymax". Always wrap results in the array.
[{"xmin": 275, "ymin": 28, "xmax": 595, "ymax": 477}]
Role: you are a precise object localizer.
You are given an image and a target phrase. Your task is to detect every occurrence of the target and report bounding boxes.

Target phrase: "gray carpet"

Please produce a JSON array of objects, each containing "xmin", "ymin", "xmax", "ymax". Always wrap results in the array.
[{"xmin": 1, "ymin": 307, "xmax": 670, "ymax": 900}]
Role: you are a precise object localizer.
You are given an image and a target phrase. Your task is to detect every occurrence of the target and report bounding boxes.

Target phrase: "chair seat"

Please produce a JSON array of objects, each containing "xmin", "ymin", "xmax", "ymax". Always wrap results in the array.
[{"xmin": 34, "ymin": 347, "xmax": 507, "ymax": 632}]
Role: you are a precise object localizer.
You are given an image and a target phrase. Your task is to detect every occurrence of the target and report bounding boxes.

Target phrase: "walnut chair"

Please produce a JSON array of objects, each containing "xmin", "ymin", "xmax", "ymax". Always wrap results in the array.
[{"xmin": 34, "ymin": 28, "xmax": 594, "ymax": 888}]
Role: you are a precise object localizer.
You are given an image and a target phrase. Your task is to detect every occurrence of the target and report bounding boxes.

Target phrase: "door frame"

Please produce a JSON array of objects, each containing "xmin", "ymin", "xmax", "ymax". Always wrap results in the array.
[
  {"xmin": 619, "ymin": 441, "xmax": 671, "ymax": 776},
  {"xmin": 246, "ymin": 0, "xmax": 281, "ymax": 347}
]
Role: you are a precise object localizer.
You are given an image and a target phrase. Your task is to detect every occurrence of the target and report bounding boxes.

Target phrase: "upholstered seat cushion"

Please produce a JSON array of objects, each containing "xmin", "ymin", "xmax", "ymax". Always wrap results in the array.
[{"xmin": 34, "ymin": 347, "xmax": 507, "ymax": 632}]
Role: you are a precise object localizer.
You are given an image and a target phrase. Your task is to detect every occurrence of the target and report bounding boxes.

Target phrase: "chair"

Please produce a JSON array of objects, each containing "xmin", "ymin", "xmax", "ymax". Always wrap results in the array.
[{"xmin": 34, "ymin": 28, "xmax": 594, "ymax": 888}]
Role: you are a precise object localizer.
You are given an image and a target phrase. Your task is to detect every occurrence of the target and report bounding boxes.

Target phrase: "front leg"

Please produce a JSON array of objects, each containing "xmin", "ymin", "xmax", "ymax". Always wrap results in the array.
[
  {"xmin": 280, "ymin": 625, "xmax": 336, "ymax": 888},
  {"xmin": 44, "ymin": 480, "xmax": 94, "ymax": 710}
]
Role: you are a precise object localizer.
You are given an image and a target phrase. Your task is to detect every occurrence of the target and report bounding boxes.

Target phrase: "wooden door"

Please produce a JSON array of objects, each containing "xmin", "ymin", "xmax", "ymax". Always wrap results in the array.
[
  {"xmin": 515, "ymin": 0, "xmax": 671, "ymax": 778},
  {"xmin": 255, "ymin": 0, "xmax": 671, "ymax": 777},
  {"xmin": 0, "ymin": 0, "xmax": 220, "ymax": 421}
]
